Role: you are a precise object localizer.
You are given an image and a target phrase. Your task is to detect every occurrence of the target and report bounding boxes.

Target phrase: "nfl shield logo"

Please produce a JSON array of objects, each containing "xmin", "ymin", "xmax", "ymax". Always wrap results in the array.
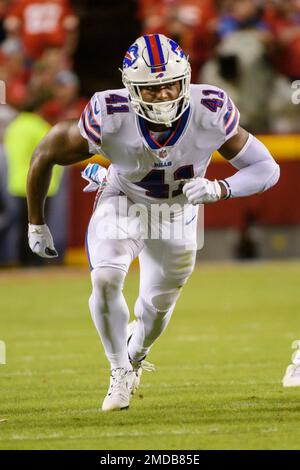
[{"xmin": 158, "ymin": 148, "xmax": 168, "ymax": 159}]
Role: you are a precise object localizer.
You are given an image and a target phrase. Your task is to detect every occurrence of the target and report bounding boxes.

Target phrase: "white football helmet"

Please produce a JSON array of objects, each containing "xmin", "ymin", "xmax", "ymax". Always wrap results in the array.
[{"xmin": 122, "ymin": 34, "xmax": 191, "ymax": 127}]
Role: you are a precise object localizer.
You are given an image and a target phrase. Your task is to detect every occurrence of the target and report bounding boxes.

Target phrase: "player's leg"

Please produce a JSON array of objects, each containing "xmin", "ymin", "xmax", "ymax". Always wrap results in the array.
[
  {"xmin": 86, "ymin": 189, "xmax": 144, "ymax": 409},
  {"xmin": 89, "ymin": 257, "xmax": 132, "ymax": 370},
  {"xmin": 128, "ymin": 228, "xmax": 197, "ymax": 364}
]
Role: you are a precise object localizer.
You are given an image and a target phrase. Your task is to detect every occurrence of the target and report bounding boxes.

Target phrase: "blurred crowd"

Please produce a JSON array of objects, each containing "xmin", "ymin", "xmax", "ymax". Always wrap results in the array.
[
  {"xmin": 139, "ymin": 0, "xmax": 300, "ymax": 133},
  {"xmin": 0, "ymin": 0, "xmax": 299, "ymax": 266},
  {"xmin": 0, "ymin": 0, "xmax": 88, "ymax": 266}
]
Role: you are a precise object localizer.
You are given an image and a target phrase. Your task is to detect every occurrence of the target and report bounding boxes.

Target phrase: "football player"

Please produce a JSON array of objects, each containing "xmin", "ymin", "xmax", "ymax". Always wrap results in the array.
[{"xmin": 27, "ymin": 34, "xmax": 280, "ymax": 411}]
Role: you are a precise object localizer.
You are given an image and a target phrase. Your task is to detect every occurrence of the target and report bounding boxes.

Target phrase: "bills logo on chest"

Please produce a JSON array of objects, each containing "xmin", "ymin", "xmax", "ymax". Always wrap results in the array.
[
  {"xmin": 154, "ymin": 160, "xmax": 172, "ymax": 168},
  {"xmin": 153, "ymin": 148, "xmax": 172, "ymax": 165}
]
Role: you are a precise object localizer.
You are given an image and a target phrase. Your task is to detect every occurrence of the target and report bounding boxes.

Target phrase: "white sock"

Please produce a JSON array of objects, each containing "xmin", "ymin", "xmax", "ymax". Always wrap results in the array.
[
  {"xmin": 89, "ymin": 267, "xmax": 132, "ymax": 370},
  {"xmin": 128, "ymin": 296, "xmax": 176, "ymax": 362}
]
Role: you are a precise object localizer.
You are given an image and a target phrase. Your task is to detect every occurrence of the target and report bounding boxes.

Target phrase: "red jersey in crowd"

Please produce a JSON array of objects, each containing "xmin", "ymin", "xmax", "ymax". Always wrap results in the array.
[{"xmin": 6, "ymin": 0, "xmax": 78, "ymax": 60}]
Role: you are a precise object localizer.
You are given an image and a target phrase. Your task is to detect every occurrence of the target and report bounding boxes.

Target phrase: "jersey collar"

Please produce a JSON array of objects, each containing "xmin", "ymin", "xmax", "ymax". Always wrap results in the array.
[{"xmin": 137, "ymin": 105, "xmax": 191, "ymax": 150}]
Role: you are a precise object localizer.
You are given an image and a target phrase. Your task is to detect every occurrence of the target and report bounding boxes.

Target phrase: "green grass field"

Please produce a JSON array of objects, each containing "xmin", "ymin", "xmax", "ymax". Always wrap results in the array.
[{"xmin": 0, "ymin": 261, "xmax": 300, "ymax": 450}]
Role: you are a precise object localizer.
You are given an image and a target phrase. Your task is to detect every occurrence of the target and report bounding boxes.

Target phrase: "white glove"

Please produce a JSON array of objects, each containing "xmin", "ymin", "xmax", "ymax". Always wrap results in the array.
[
  {"xmin": 81, "ymin": 163, "xmax": 108, "ymax": 193},
  {"xmin": 182, "ymin": 177, "xmax": 222, "ymax": 205},
  {"xmin": 28, "ymin": 224, "xmax": 58, "ymax": 258}
]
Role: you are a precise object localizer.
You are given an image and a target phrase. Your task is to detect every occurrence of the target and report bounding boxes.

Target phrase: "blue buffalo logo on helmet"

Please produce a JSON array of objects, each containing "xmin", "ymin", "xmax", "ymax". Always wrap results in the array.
[
  {"xmin": 123, "ymin": 44, "xmax": 139, "ymax": 68},
  {"xmin": 168, "ymin": 39, "xmax": 185, "ymax": 58}
]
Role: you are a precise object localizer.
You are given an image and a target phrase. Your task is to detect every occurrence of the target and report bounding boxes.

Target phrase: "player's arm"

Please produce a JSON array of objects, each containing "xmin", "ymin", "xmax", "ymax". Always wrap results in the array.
[
  {"xmin": 27, "ymin": 120, "xmax": 90, "ymax": 258},
  {"xmin": 183, "ymin": 126, "xmax": 280, "ymax": 204},
  {"xmin": 217, "ymin": 126, "xmax": 280, "ymax": 200}
]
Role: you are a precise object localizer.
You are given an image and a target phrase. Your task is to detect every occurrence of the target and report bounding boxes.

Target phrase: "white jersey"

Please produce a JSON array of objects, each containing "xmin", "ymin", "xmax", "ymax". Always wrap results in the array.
[{"xmin": 79, "ymin": 84, "xmax": 240, "ymax": 206}]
